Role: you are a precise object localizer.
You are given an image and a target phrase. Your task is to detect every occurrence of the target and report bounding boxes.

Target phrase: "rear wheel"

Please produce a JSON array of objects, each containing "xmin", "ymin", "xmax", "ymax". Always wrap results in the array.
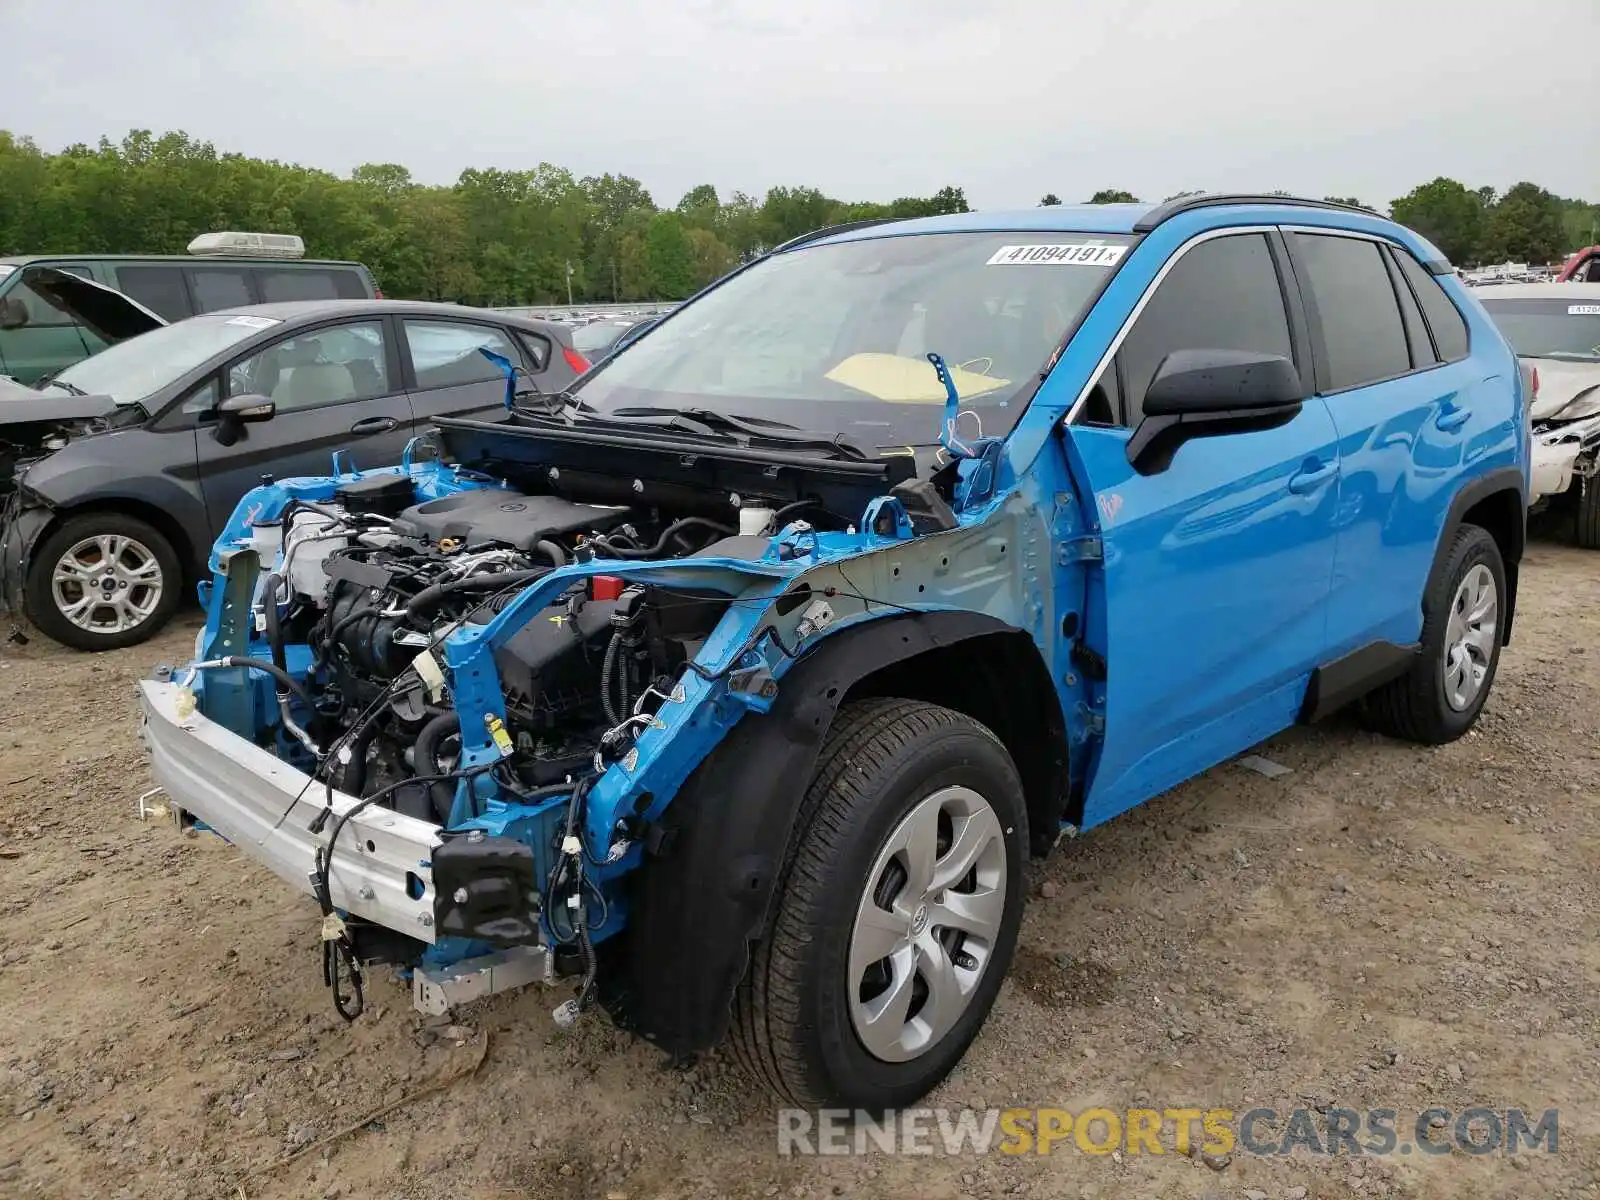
[
  {"xmin": 1364, "ymin": 523, "xmax": 1504, "ymax": 744},
  {"xmin": 1577, "ymin": 478, "xmax": 1600, "ymax": 549},
  {"xmin": 731, "ymin": 698, "xmax": 1028, "ymax": 1109},
  {"xmin": 25, "ymin": 513, "xmax": 181, "ymax": 651}
]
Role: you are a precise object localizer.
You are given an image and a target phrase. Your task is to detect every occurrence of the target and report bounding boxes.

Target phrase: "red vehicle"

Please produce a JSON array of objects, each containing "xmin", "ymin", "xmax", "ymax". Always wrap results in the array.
[{"xmin": 1557, "ymin": 246, "xmax": 1600, "ymax": 282}]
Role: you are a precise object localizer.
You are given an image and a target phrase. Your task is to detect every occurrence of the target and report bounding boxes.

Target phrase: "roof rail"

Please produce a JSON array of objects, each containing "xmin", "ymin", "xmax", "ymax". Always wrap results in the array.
[
  {"xmin": 1132, "ymin": 193, "xmax": 1380, "ymax": 233},
  {"xmin": 774, "ymin": 217, "xmax": 906, "ymax": 253}
]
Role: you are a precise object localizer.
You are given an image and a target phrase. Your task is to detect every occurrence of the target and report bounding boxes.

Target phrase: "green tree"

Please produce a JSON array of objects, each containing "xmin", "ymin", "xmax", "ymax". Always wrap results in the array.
[
  {"xmin": 1480, "ymin": 182, "xmax": 1568, "ymax": 263},
  {"xmin": 686, "ymin": 227, "xmax": 736, "ymax": 290},
  {"xmin": 644, "ymin": 211, "xmax": 694, "ymax": 299},
  {"xmin": 1323, "ymin": 195, "xmax": 1369, "ymax": 210},
  {"xmin": 1039, "ymin": 193, "xmax": 1062, "ymax": 206},
  {"xmin": 1088, "ymin": 189, "xmax": 1139, "ymax": 204},
  {"xmin": 1389, "ymin": 177, "xmax": 1487, "ymax": 265}
]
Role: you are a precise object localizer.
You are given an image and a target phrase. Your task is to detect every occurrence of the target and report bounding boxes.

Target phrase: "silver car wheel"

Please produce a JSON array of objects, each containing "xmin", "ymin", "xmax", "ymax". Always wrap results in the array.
[
  {"xmin": 847, "ymin": 785, "xmax": 1008, "ymax": 1064},
  {"xmin": 1442, "ymin": 563, "xmax": 1497, "ymax": 712},
  {"xmin": 50, "ymin": 533, "xmax": 165, "ymax": 636}
]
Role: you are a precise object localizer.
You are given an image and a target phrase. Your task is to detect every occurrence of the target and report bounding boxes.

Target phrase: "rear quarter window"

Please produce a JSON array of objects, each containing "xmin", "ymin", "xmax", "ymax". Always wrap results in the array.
[{"xmin": 1392, "ymin": 249, "xmax": 1470, "ymax": 362}]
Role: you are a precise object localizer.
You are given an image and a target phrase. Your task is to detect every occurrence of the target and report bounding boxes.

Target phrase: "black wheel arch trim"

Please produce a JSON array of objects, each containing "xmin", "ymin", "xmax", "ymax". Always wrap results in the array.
[
  {"xmin": 1299, "ymin": 639, "xmax": 1418, "ymax": 723},
  {"xmin": 1428, "ymin": 465, "xmax": 1525, "ymax": 645},
  {"xmin": 601, "ymin": 609, "xmax": 1036, "ymax": 1057}
]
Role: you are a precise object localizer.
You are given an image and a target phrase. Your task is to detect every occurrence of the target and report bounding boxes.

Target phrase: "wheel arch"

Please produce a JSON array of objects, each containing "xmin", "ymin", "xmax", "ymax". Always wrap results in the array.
[
  {"xmin": 606, "ymin": 610, "xmax": 1068, "ymax": 1057},
  {"xmin": 34, "ymin": 497, "xmax": 199, "ymax": 584},
  {"xmin": 1429, "ymin": 467, "xmax": 1524, "ymax": 644}
]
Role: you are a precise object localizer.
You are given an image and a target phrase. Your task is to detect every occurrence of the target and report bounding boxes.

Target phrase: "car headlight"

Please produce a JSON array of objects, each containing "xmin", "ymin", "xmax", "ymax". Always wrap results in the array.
[{"xmin": 1548, "ymin": 390, "xmax": 1600, "ymax": 423}]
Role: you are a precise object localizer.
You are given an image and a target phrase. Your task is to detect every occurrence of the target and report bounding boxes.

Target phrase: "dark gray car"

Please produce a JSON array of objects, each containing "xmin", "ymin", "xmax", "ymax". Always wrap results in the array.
[{"xmin": 1, "ymin": 298, "xmax": 582, "ymax": 650}]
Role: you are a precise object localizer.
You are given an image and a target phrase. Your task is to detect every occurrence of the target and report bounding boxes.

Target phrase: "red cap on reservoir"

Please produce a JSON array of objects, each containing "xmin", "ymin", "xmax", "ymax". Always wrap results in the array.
[{"xmin": 591, "ymin": 575, "xmax": 625, "ymax": 602}]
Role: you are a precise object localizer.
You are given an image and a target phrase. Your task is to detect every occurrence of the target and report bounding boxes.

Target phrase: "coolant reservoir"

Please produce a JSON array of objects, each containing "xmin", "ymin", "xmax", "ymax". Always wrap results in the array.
[
  {"xmin": 285, "ymin": 513, "xmax": 347, "ymax": 600},
  {"xmin": 738, "ymin": 507, "xmax": 776, "ymax": 536}
]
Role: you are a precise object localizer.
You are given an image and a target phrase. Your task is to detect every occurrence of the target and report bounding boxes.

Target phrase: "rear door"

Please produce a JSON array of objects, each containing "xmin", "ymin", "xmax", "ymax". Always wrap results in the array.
[
  {"xmin": 1284, "ymin": 230, "xmax": 1485, "ymax": 656},
  {"xmin": 193, "ymin": 317, "xmax": 415, "ymax": 535},
  {"xmin": 400, "ymin": 316, "xmax": 545, "ymax": 425},
  {"xmin": 1062, "ymin": 230, "xmax": 1343, "ymax": 827}
]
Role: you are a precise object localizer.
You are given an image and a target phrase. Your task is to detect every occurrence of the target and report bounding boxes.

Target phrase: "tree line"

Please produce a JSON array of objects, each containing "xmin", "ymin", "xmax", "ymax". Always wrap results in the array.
[{"xmin": 1, "ymin": 130, "xmax": 1594, "ymax": 306}]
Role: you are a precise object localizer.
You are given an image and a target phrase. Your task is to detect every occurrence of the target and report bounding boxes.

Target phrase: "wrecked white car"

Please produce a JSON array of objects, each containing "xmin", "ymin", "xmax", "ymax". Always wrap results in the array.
[{"xmin": 1480, "ymin": 283, "xmax": 1600, "ymax": 545}]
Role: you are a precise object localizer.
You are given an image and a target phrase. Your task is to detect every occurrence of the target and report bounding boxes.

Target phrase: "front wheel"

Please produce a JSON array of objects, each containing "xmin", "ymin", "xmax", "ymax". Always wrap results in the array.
[
  {"xmin": 1577, "ymin": 478, "xmax": 1600, "ymax": 549},
  {"xmin": 24, "ymin": 513, "xmax": 181, "ymax": 651},
  {"xmin": 731, "ymin": 699, "xmax": 1028, "ymax": 1109}
]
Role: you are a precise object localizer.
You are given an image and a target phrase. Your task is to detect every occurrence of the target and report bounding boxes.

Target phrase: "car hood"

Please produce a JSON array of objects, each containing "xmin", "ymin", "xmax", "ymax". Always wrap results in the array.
[
  {"xmin": 0, "ymin": 386, "xmax": 121, "ymax": 426},
  {"xmin": 1526, "ymin": 358, "xmax": 1600, "ymax": 421},
  {"xmin": 17, "ymin": 266, "xmax": 167, "ymax": 344}
]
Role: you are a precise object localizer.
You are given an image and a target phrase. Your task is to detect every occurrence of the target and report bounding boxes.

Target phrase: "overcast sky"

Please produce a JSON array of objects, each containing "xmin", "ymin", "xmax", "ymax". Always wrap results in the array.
[{"xmin": 1, "ymin": 0, "xmax": 1594, "ymax": 211}]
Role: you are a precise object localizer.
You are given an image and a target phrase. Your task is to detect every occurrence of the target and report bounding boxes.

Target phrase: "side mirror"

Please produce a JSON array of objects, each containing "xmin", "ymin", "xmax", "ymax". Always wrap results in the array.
[
  {"xmin": 213, "ymin": 393, "xmax": 275, "ymax": 446},
  {"xmin": 1126, "ymin": 349, "xmax": 1303, "ymax": 475},
  {"xmin": 0, "ymin": 297, "xmax": 29, "ymax": 330}
]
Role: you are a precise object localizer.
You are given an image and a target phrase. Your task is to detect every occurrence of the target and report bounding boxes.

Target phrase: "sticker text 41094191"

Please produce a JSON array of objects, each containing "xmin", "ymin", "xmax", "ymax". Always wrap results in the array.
[{"xmin": 986, "ymin": 244, "xmax": 1127, "ymax": 267}]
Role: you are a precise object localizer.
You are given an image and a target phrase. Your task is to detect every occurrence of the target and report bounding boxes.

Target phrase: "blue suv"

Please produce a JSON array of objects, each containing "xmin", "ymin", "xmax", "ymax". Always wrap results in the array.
[{"xmin": 138, "ymin": 194, "xmax": 1528, "ymax": 1110}]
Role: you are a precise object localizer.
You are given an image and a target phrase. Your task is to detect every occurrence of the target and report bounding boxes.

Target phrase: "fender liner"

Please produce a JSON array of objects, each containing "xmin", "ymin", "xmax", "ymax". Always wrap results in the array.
[
  {"xmin": 1427, "ymin": 465, "xmax": 1525, "ymax": 644},
  {"xmin": 606, "ymin": 609, "xmax": 1028, "ymax": 1056}
]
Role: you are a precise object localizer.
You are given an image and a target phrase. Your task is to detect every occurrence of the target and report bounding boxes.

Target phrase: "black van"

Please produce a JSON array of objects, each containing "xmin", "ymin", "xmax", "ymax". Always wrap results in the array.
[{"xmin": 0, "ymin": 232, "xmax": 377, "ymax": 384}]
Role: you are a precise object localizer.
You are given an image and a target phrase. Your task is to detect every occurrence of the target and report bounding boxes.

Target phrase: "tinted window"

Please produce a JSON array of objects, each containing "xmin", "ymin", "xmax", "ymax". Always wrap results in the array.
[
  {"xmin": 187, "ymin": 268, "xmax": 254, "ymax": 312},
  {"xmin": 229, "ymin": 320, "xmax": 391, "ymax": 412},
  {"xmin": 6, "ymin": 278, "xmax": 82, "ymax": 326},
  {"xmin": 1117, "ymin": 233, "xmax": 1295, "ymax": 423},
  {"xmin": 404, "ymin": 320, "xmax": 520, "ymax": 388},
  {"xmin": 255, "ymin": 269, "xmax": 340, "ymax": 303},
  {"xmin": 331, "ymin": 269, "xmax": 370, "ymax": 299},
  {"xmin": 1382, "ymin": 248, "xmax": 1436, "ymax": 369},
  {"xmin": 114, "ymin": 266, "xmax": 194, "ymax": 321},
  {"xmin": 1392, "ymin": 249, "xmax": 1470, "ymax": 361},
  {"xmin": 1292, "ymin": 233, "xmax": 1410, "ymax": 391},
  {"xmin": 54, "ymin": 264, "xmax": 94, "ymax": 280}
]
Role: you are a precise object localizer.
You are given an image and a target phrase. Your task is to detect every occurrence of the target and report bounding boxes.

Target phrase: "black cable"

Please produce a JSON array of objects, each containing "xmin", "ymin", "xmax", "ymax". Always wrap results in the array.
[
  {"xmin": 202, "ymin": 656, "xmax": 315, "ymax": 709},
  {"xmin": 590, "ymin": 517, "xmax": 734, "ymax": 559},
  {"xmin": 600, "ymin": 630, "xmax": 623, "ymax": 726},
  {"xmin": 404, "ymin": 567, "xmax": 549, "ymax": 623},
  {"xmin": 262, "ymin": 574, "xmax": 287, "ymax": 673}
]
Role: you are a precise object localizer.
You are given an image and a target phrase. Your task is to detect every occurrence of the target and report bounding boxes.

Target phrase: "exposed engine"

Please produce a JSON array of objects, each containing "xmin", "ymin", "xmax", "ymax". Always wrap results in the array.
[{"xmin": 254, "ymin": 472, "xmax": 787, "ymax": 828}]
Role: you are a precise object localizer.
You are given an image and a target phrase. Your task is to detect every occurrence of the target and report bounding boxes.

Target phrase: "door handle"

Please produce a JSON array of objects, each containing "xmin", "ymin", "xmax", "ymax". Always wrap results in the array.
[
  {"xmin": 1435, "ymin": 405, "xmax": 1470, "ymax": 432},
  {"xmin": 350, "ymin": 415, "xmax": 399, "ymax": 435},
  {"xmin": 1287, "ymin": 462, "xmax": 1338, "ymax": 495}
]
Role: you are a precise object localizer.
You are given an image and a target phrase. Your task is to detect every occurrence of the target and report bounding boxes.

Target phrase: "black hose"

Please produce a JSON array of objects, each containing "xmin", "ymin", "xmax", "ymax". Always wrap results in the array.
[
  {"xmin": 414, "ymin": 711, "xmax": 462, "ymax": 823},
  {"xmin": 404, "ymin": 568, "xmax": 549, "ymax": 623},
  {"xmin": 328, "ymin": 720, "xmax": 377, "ymax": 795},
  {"xmin": 594, "ymin": 517, "xmax": 734, "ymax": 559},
  {"xmin": 262, "ymin": 573, "xmax": 288, "ymax": 673},
  {"xmin": 536, "ymin": 538, "xmax": 567, "ymax": 566},
  {"xmin": 210, "ymin": 656, "xmax": 314, "ymax": 709}
]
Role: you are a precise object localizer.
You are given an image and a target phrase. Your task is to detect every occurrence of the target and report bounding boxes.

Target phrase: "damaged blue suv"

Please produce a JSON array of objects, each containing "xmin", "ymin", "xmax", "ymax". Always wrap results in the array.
[{"xmin": 138, "ymin": 195, "xmax": 1528, "ymax": 1109}]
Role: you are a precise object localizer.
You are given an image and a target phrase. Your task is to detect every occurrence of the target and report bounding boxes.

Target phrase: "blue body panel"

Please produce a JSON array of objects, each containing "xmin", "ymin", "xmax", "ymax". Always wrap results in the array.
[{"xmin": 182, "ymin": 199, "xmax": 1527, "ymax": 968}]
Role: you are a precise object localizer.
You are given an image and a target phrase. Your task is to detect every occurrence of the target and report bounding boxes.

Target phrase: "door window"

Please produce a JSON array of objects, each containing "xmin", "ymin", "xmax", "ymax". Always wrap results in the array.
[
  {"xmin": 114, "ymin": 265, "xmax": 195, "ymax": 321},
  {"xmin": 229, "ymin": 321, "xmax": 390, "ymax": 412},
  {"xmin": 187, "ymin": 268, "xmax": 255, "ymax": 312},
  {"xmin": 254, "ymin": 269, "xmax": 340, "ymax": 302},
  {"xmin": 403, "ymin": 320, "xmax": 521, "ymax": 389},
  {"xmin": 1115, "ymin": 233, "xmax": 1296, "ymax": 424},
  {"xmin": 1390, "ymin": 248, "xmax": 1470, "ymax": 362},
  {"xmin": 1290, "ymin": 233, "xmax": 1410, "ymax": 391}
]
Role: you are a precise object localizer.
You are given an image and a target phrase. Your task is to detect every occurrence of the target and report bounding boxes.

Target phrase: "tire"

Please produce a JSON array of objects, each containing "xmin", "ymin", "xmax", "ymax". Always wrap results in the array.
[
  {"xmin": 24, "ymin": 513, "xmax": 181, "ymax": 651},
  {"xmin": 1577, "ymin": 478, "xmax": 1600, "ymax": 549},
  {"xmin": 731, "ymin": 698, "xmax": 1028, "ymax": 1109},
  {"xmin": 1364, "ymin": 523, "xmax": 1505, "ymax": 744}
]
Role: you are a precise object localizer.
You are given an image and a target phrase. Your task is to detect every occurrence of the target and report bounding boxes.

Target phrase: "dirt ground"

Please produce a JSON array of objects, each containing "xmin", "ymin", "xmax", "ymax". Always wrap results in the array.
[{"xmin": 1, "ymin": 528, "xmax": 1596, "ymax": 1200}]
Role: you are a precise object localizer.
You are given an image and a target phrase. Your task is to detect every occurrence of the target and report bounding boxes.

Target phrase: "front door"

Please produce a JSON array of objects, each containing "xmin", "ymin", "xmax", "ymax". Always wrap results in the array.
[
  {"xmin": 1061, "ymin": 230, "xmax": 1343, "ymax": 827},
  {"xmin": 195, "ymin": 317, "xmax": 416, "ymax": 537}
]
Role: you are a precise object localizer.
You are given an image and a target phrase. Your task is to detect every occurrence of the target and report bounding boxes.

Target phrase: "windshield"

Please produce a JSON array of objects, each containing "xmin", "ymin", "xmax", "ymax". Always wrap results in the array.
[
  {"xmin": 48, "ymin": 313, "xmax": 280, "ymax": 403},
  {"xmin": 1482, "ymin": 299, "xmax": 1600, "ymax": 362},
  {"xmin": 574, "ymin": 231, "xmax": 1134, "ymax": 446}
]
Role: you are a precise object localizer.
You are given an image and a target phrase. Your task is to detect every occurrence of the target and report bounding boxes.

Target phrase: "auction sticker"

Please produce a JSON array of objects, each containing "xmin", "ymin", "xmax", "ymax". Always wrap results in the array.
[
  {"xmin": 226, "ymin": 314, "xmax": 281, "ymax": 328},
  {"xmin": 1568, "ymin": 304, "xmax": 1600, "ymax": 315},
  {"xmin": 987, "ymin": 243, "xmax": 1127, "ymax": 266}
]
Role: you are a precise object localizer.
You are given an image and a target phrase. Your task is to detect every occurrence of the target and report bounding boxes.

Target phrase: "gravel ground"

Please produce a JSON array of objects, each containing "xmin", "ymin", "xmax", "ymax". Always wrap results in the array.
[{"xmin": 0, "ymin": 530, "xmax": 1596, "ymax": 1200}]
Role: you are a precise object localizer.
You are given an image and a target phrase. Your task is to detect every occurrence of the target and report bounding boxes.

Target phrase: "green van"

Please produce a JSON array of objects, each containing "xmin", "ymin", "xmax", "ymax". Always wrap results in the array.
[{"xmin": 0, "ymin": 232, "xmax": 377, "ymax": 385}]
